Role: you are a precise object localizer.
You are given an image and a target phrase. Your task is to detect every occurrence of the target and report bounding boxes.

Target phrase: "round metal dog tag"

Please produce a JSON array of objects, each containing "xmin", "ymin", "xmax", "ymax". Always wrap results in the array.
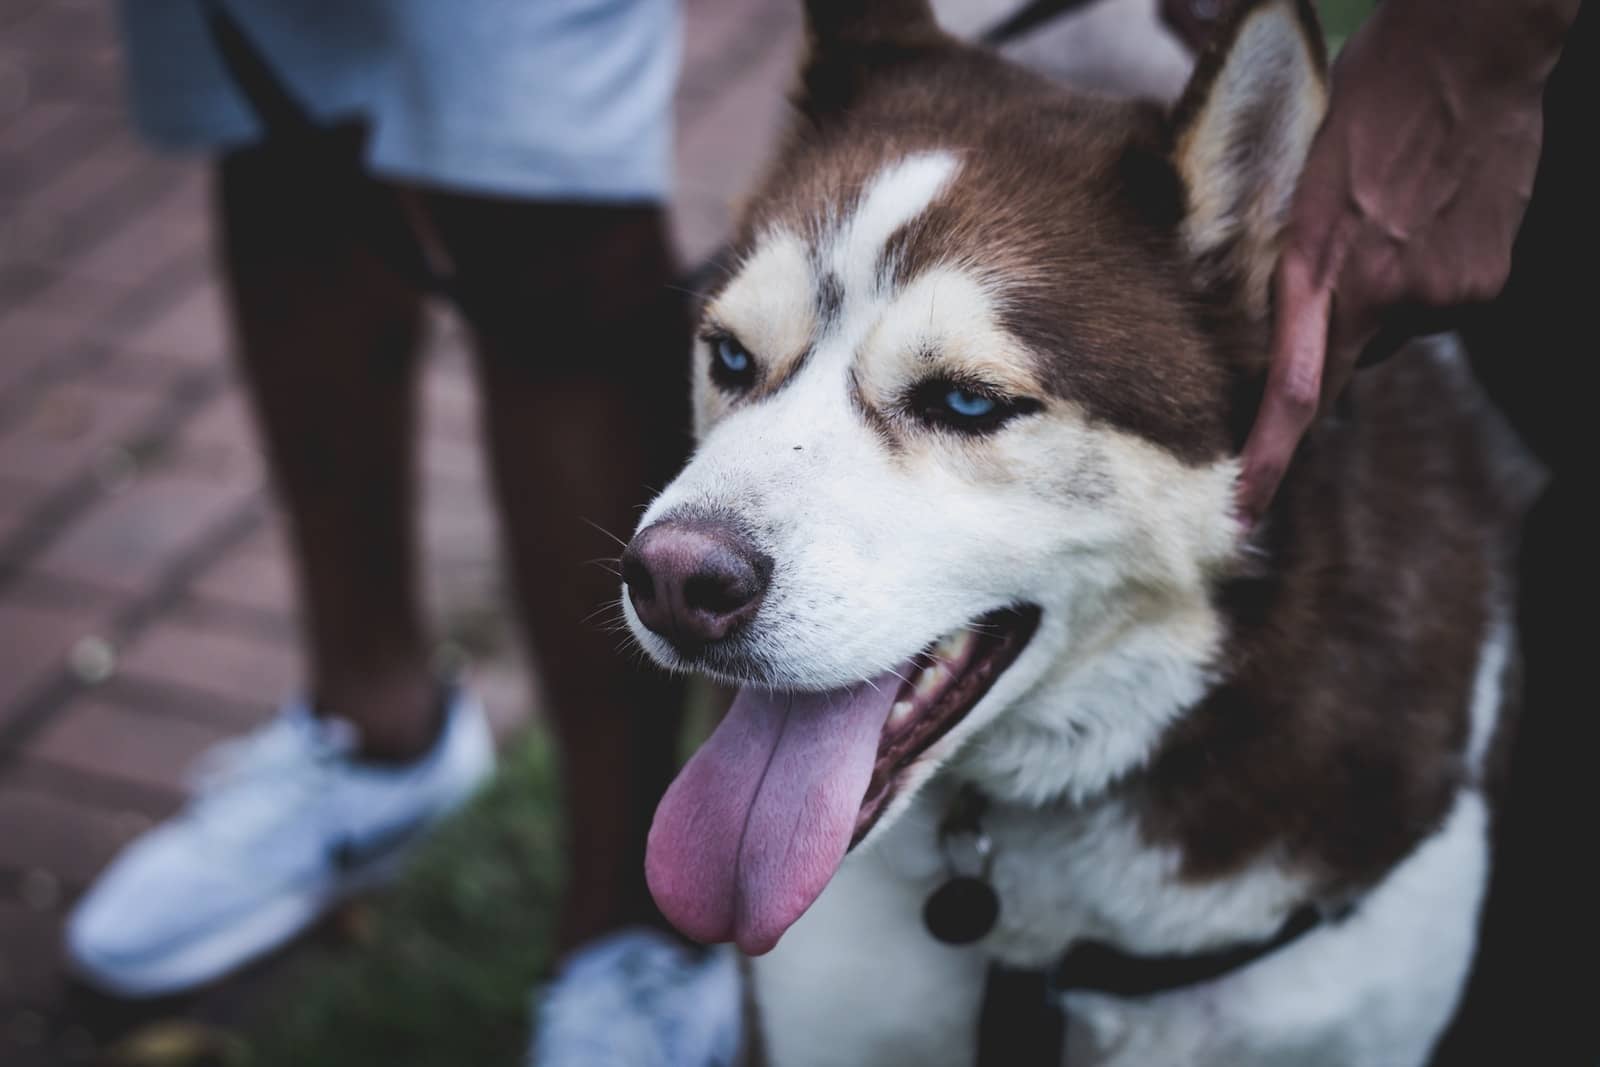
[{"xmin": 924, "ymin": 877, "xmax": 1000, "ymax": 944}]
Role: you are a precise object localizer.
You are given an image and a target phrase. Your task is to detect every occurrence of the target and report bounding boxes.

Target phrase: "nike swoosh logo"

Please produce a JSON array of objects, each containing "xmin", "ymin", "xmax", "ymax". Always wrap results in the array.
[{"xmin": 330, "ymin": 816, "xmax": 431, "ymax": 873}]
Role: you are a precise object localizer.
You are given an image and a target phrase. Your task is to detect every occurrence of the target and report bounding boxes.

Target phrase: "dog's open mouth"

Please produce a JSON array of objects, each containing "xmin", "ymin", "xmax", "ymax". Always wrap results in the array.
[
  {"xmin": 645, "ymin": 605, "xmax": 1038, "ymax": 956},
  {"xmin": 854, "ymin": 606, "xmax": 1040, "ymax": 845}
]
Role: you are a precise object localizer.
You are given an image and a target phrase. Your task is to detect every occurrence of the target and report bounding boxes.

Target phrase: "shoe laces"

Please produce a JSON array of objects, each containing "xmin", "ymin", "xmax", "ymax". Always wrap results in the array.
[{"xmin": 183, "ymin": 709, "xmax": 359, "ymax": 846}]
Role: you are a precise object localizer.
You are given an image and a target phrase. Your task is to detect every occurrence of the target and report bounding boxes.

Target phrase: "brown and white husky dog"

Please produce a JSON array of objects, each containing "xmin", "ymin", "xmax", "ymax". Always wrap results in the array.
[{"xmin": 619, "ymin": 1, "xmax": 1532, "ymax": 1063}]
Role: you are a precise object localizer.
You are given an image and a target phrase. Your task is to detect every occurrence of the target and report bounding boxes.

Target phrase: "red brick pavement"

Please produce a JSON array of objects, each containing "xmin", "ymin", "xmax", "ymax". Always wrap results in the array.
[{"xmin": 0, "ymin": 0, "xmax": 800, "ymax": 1061}]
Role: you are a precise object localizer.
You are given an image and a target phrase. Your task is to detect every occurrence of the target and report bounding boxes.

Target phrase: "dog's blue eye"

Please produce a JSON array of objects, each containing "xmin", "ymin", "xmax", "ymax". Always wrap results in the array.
[
  {"xmin": 708, "ymin": 334, "xmax": 756, "ymax": 391},
  {"xmin": 912, "ymin": 379, "xmax": 1039, "ymax": 434},
  {"xmin": 717, "ymin": 338, "xmax": 750, "ymax": 374},
  {"xmin": 943, "ymin": 388, "xmax": 995, "ymax": 419}
]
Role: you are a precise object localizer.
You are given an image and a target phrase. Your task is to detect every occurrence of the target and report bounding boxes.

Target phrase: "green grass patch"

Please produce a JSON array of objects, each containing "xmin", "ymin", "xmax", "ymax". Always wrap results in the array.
[
  {"xmin": 1319, "ymin": 0, "xmax": 1375, "ymax": 54},
  {"xmin": 246, "ymin": 728, "xmax": 565, "ymax": 1067}
]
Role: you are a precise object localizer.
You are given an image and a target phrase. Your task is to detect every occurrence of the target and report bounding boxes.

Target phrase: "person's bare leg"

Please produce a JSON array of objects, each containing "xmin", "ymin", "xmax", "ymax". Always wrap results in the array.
[
  {"xmin": 425, "ymin": 195, "xmax": 690, "ymax": 946},
  {"xmin": 218, "ymin": 136, "xmax": 439, "ymax": 761}
]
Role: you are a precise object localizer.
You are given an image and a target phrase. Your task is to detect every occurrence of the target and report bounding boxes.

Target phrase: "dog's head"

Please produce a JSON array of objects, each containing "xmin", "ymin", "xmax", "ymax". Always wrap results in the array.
[{"xmin": 624, "ymin": 0, "xmax": 1328, "ymax": 954}]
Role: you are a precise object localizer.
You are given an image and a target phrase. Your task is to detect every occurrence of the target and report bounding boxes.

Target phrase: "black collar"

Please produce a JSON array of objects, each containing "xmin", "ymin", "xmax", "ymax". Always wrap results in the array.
[{"xmin": 976, "ymin": 903, "xmax": 1338, "ymax": 1067}]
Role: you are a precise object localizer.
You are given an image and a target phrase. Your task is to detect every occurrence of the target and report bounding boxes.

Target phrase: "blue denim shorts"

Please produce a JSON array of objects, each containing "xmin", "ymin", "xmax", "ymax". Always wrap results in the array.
[{"xmin": 118, "ymin": 0, "xmax": 679, "ymax": 202}]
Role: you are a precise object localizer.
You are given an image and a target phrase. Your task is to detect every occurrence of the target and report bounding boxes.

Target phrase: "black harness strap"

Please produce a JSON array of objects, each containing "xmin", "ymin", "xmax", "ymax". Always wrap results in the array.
[
  {"xmin": 980, "ymin": 0, "xmax": 1103, "ymax": 46},
  {"xmin": 1051, "ymin": 902, "xmax": 1325, "ymax": 999},
  {"xmin": 977, "ymin": 904, "xmax": 1333, "ymax": 1066},
  {"xmin": 977, "ymin": 964, "xmax": 1067, "ymax": 1066}
]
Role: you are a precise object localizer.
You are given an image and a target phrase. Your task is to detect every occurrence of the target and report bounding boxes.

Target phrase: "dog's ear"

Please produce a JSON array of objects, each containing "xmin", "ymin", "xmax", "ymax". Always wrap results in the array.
[
  {"xmin": 1170, "ymin": 0, "xmax": 1327, "ymax": 315},
  {"xmin": 798, "ymin": 0, "xmax": 948, "ymax": 120}
]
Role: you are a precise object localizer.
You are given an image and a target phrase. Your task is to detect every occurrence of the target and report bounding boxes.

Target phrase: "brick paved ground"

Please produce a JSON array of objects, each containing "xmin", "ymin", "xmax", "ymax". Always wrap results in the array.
[{"xmin": 0, "ymin": 0, "xmax": 801, "ymax": 1060}]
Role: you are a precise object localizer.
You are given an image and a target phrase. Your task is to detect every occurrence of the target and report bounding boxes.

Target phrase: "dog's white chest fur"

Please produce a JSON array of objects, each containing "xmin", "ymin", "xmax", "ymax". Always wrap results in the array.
[{"xmin": 751, "ymin": 789, "xmax": 1488, "ymax": 1067}]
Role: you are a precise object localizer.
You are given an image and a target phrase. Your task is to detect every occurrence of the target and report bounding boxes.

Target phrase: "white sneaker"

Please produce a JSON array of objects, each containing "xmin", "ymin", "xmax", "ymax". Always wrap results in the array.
[
  {"xmin": 65, "ymin": 687, "xmax": 494, "ymax": 997},
  {"xmin": 530, "ymin": 927, "xmax": 744, "ymax": 1067}
]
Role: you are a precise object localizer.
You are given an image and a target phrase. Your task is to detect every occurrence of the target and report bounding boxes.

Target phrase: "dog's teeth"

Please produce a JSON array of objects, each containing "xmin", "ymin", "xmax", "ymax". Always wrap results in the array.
[
  {"xmin": 936, "ymin": 629, "xmax": 975, "ymax": 663},
  {"xmin": 915, "ymin": 664, "xmax": 947, "ymax": 699},
  {"xmin": 890, "ymin": 699, "xmax": 916, "ymax": 725}
]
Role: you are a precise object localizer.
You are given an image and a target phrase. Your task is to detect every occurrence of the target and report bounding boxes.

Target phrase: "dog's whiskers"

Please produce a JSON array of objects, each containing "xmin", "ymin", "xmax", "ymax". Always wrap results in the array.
[
  {"xmin": 579, "ymin": 517, "xmax": 630, "ymax": 551},
  {"xmin": 581, "ymin": 598, "xmax": 632, "ymax": 630}
]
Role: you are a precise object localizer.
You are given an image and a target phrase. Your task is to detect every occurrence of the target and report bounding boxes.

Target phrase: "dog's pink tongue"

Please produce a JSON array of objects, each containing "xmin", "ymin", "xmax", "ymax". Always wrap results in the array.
[{"xmin": 646, "ymin": 675, "xmax": 898, "ymax": 955}]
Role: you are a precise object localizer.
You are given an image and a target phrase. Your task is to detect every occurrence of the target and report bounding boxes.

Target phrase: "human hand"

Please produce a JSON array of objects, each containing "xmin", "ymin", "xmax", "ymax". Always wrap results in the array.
[{"xmin": 1234, "ymin": 0, "xmax": 1572, "ymax": 526}]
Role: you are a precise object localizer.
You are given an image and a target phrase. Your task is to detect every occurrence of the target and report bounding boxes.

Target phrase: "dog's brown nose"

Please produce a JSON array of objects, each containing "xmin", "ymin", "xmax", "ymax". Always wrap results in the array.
[{"xmin": 622, "ymin": 518, "xmax": 771, "ymax": 655}]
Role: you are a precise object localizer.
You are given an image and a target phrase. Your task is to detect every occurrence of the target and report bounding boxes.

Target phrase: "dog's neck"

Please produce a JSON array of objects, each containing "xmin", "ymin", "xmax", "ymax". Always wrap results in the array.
[
  {"xmin": 952, "ymin": 575, "xmax": 1229, "ymax": 810},
  {"xmin": 948, "ymin": 405, "xmax": 1335, "ymax": 816}
]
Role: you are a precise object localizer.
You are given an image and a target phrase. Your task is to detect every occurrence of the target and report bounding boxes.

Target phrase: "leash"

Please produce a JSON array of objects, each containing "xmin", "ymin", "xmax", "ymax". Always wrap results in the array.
[{"xmin": 977, "ymin": 965, "xmax": 1067, "ymax": 1066}]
